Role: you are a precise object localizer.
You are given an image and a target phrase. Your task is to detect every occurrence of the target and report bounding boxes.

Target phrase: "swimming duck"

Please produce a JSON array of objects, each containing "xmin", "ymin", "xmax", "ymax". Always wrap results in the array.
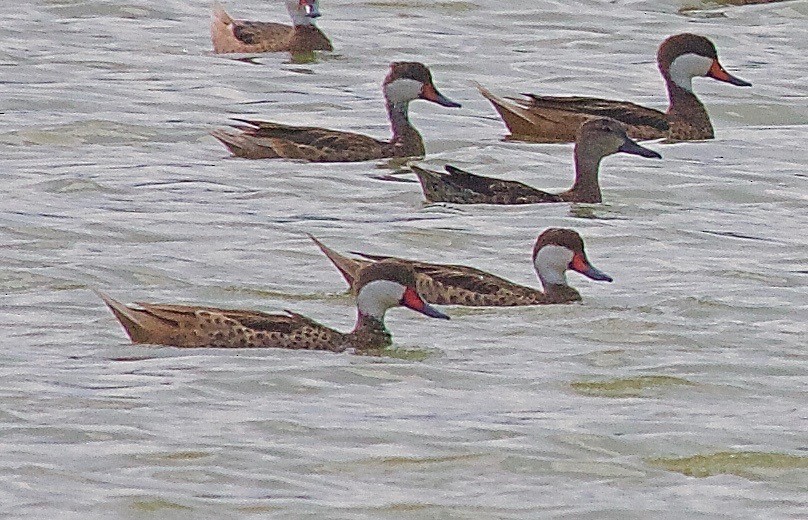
[
  {"xmin": 478, "ymin": 33, "xmax": 751, "ymax": 142},
  {"xmin": 211, "ymin": 0, "xmax": 332, "ymax": 54},
  {"xmin": 310, "ymin": 229, "xmax": 612, "ymax": 306},
  {"xmin": 412, "ymin": 117, "xmax": 660, "ymax": 204},
  {"xmin": 97, "ymin": 260, "xmax": 449, "ymax": 352},
  {"xmin": 210, "ymin": 62, "xmax": 461, "ymax": 161}
]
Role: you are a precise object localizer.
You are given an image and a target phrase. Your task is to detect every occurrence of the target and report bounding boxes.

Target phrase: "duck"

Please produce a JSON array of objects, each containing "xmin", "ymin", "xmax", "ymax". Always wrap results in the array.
[
  {"xmin": 211, "ymin": 61, "xmax": 461, "ymax": 161},
  {"xmin": 211, "ymin": 0, "xmax": 332, "ymax": 54},
  {"xmin": 309, "ymin": 229, "xmax": 612, "ymax": 306},
  {"xmin": 97, "ymin": 260, "xmax": 449, "ymax": 352},
  {"xmin": 478, "ymin": 33, "xmax": 751, "ymax": 143},
  {"xmin": 412, "ymin": 117, "xmax": 660, "ymax": 204}
]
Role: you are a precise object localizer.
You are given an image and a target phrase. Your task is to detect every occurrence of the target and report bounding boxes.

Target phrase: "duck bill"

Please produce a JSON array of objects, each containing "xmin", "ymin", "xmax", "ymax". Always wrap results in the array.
[
  {"xmin": 707, "ymin": 60, "xmax": 751, "ymax": 87},
  {"xmin": 420, "ymin": 83, "xmax": 462, "ymax": 108},
  {"xmin": 301, "ymin": 0, "xmax": 321, "ymax": 18},
  {"xmin": 401, "ymin": 287, "xmax": 450, "ymax": 320},
  {"xmin": 618, "ymin": 137, "xmax": 661, "ymax": 159},
  {"xmin": 570, "ymin": 254, "xmax": 613, "ymax": 282}
]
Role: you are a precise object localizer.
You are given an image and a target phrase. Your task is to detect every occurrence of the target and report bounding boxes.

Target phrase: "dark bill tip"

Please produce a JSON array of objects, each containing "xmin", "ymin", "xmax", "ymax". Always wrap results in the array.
[
  {"xmin": 579, "ymin": 264, "xmax": 613, "ymax": 283},
  {"xmin": 421, "ymin": 84, "xmax": 462, "ymax": 108},
  {"xmin": 708, "ymin": 61, "xmax": 752, "ymax": 87},
  {"xmin": 432, "ymin": 92, "xmax": 462, "ymax": 108},
  {"xmin": 419, "ymin": 302, "xmax": 451, "ymax": 320},
  {"xmin": 618, "ymin": 138, "xmax": 662, "ymax": 159},
  {"xmin": 401, "ymin": 286, "xmax": 450, "ymax": 319}
]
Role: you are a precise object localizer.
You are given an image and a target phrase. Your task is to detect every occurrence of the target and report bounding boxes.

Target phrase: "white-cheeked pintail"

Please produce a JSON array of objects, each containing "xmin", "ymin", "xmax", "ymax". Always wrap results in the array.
[
  {"xmin": 413, "ymin": 117, "xmax": 661, "ymax": 204},
  {"xmin": 211, "ymin": 0, "xmax": 332, "ymax": 54},
  {"xmin": 310, "ymin": 229, "xmax": 612, "ymax": 306},
  {"xmin": 98, "ymin": 260, "xmax": 449, "ymax": 352},
  {"xmin": 211, "ymin": 62, "xmax": 461, "ymax": 161},
  {"xmin": 478, "ymin": 33, "xmax": 751, "ymax": 143}
]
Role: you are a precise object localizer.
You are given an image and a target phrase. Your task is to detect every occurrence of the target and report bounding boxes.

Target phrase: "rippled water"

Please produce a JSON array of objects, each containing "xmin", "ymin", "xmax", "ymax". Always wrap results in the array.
[{"xmin": 1, "ymin": 0, "xmax": 807, "ymax": 518}]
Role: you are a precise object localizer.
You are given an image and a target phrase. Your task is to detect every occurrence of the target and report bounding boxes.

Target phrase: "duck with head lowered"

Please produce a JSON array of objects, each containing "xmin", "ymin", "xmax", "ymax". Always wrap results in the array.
[
  {"xmin": 310, "ymin": 229, "xmax": 612, "ymax": 307},
  {"xmin": 211, "ymin": 62, "xmax": 461, "ymax": 161},
  {"xmin": 211, "ymin": 0, "xmax": 332, "ymax": 54},
  {"xmin": 478, "ymin": 33, "xmax": 751, "ymax": 142},
  {"xmin": 412, "ymin": 117, "xmax": 660, "ymax": 205},
  {"xmin": 97, "ymin": 260, "xmax": 449, "ymax": 352}
]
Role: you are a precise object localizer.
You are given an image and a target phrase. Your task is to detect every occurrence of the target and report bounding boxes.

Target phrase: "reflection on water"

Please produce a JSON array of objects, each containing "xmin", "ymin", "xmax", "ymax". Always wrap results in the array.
[{"xmin": 1, "ymin": 0, "xmax": 806, "ymax": 518}]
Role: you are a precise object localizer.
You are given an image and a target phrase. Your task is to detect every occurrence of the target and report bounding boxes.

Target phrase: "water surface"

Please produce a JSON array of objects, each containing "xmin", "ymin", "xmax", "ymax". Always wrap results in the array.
[{"xmin": 1, "ymin": 0, "xmax": 806, "ymax": 518}]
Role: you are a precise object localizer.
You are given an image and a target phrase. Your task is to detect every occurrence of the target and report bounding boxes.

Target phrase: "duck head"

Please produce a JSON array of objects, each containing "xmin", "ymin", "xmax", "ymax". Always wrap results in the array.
[
  {"xmin": 383, "ymin": 62, "xmax": 462, "ymax": 109},
  {"xmin": 532, "ymin": 228, "xmax": 613, "ymax": 288},
  {"xmin": 287, "ymin": 0, "xmax": 322, "ymax": 25},
  {"xmin": 354, "ymin": 260, "xmax": 450, "ymax": 321},
  {"xmin": 577, "ymin": 117, "xmax": 662, "ymax": 161},
  {"xmin": 658, "ymin": 33, "xmax": 751, "ymax": 93}
]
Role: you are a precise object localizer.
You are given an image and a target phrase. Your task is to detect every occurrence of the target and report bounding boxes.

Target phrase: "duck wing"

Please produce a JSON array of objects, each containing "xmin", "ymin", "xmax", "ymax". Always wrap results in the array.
[
  {"xmin": 518, "ymin": 95, "xmax": 670, "ymax": 135},
  {"xmin": 117, "ymin": 300, "xmax": 346, "ymax": 351},
  {"xmin": 212, "ymin": 119, "xmax": 391, "ymax": 162},
  {"xmin": 443, "ymin": 165, "xmax": 562, "ymax": 203},
  {"xmin": 412, "ymin": 165, "xmax": 560, "ymax": 204},
  {"xmin": 231, "ymin": 21, "xmax": 292, "ymax": 48},
  {"xmin": 348, "ymin": 254, "xmax": 540, "ymax": 305}
]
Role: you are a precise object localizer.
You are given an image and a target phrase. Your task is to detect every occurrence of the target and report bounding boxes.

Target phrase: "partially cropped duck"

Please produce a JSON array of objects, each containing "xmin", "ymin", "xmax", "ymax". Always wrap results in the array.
[
  {"xmin": 97, "ymin": 260, "xmax": 448, "ymax": 352},
  {"xmin": 412, "ymin": 117, "xmax": 660, "ymax": 204},
  {"xmin": 211, "ymin": 0, "xmax": 332, "ymax": 54},
  {"xmin": 478, "ymin": 33, "xmax": 751, "ymax": 142},
  {"xmin": 211, "ymin": 62, "xmax": 461, "ymax": 161},
  {"xmin": 310, "ymin": 229, "xmax": 612, "ymax": 306}
]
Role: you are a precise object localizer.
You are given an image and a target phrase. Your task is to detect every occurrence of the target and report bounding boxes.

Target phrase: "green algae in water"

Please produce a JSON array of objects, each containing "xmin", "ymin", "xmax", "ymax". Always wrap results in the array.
[
  {"xmin": 156, "ymin": 451, "xmax": 210, "ymax": 461},
  {"xmin": 570, "ymin": 375, "xmax": 695, "ymax": 398},
  {"xmin": 131, "ymin": 499, "xmax": 191, "ymax": 512},
  {"xmin": 356, "ymin": 346, "xmax": 436, "ymax": 361},
  {"xmin": 367, "ymin": 1, "xmax": 478, "ymax": 12},
  {"xmin": 648, "ymin": 451, "xmax": 808, "ymax": 479}
]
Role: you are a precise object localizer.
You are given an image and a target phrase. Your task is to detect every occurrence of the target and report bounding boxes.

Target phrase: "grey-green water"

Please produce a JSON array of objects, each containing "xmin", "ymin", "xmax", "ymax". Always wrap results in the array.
[{"xmin": 1, "ymin": 0, "xmax": 806, "ymax": 518}]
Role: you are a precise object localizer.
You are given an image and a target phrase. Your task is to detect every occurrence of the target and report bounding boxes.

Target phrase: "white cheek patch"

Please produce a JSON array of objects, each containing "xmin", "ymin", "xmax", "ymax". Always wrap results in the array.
[
  {"xmin": 356, "ymin": 280, "xmax": 405, "ymax": 319},
  {"xmin": 534, "ymin": 245, "xmax": 574, "ymax": 286},
  {"xmin": 384, "ymin": 78, "xmax": 424, "ymax": 106},
  {"xmin": 668, "ymin": 54, "xmax": 714, "ymax": 92},
  {"xmin": 287, "ymin": 0, "xmax": 316, "ymax": 25}
]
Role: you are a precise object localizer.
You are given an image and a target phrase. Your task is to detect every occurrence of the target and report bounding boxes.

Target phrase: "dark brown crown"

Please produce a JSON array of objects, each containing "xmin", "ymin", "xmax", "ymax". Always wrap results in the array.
[
  {"xmin": 657, "ymin": 33, "xmax": 718, "ymax": 72},
  {"xmin": 384, "ymin": 62, "xmax": 434, "ymax": 86},
  {"xmin": 577, "ymin": 117, "xmax": 629, "ymax": 139},
  {"xmin": 353, "ymin": 259, "xmax": 417, "ymax": 294},
  {"xmin": 532, "ymin": 228, "xmax": 587, "ymax": 261}
]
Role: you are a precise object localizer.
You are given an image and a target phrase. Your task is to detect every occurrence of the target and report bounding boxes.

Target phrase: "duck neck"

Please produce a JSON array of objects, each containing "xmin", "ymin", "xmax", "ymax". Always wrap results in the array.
[
  {"xmin": 566, "ymin": 144, "xmax": 603, "ymax": 203},
  {"xmin": 542, "ymin": 283, "xmax": 583, "ymax": 304},
  {"xmin": 534, "ymin": 248, "xmax": 582, "ymax": 304},
  {"xmin": 288, "ymin": 25, "xmax": 330, "ymax": 52},
  {"xmin": 664, "ymin": 78, "xmax": 713, "ymax": 139},
  {"xmin": 288, "ymin": 8, "xmax": 316, "ymax": 27},
  {"xmin": 386, "ymin": 100, "xmax": 425, "ymax": 156},
  {"xmin": 349, "ymin": 312, "xmax": 392, "ymax": 350}
]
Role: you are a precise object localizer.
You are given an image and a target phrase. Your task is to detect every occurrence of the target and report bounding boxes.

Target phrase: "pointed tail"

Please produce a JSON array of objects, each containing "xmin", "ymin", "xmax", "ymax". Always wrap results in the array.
[
  {"xmin": 307, "ymin": 234, "xmax": 368, "ymax": 288},
  {"xmin": 95, "ymin": 290, "xmax": 147, "ymax": 343},
  {"xmin": 212, "ymin": 2, "xmax": 234, "ymax": 25},
  {"xmin": 475, "ymin": 82, "xmax": 555, "ymax": 136},
  {"xmin": 410, "ymin": 165, "xmax": 445, "ymax": 203}
]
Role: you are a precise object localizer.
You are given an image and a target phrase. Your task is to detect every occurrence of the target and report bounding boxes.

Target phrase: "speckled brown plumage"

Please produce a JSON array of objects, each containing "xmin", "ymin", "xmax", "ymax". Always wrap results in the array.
[
  {"xmin": 310, "ymin": 230, "xmax": 612, "ymax": 307},
  {"xmin": 98, "ymin": 296, "xmax": 353, "ymax": 351},
  {"xmin": 478, "ymin": 33, "xmax": 751, "ymax": 143},
  {"xmin": 211, "ymin": 3, "xmax": 332, "ymax": 54},
  {"xmin": 210, "ymin": 120, "xmax": 422, "ymax": 162},
  {"xmin": 98, "ymin": 260, "xmax": 448, "ymax": 352},
  {"xmin": 412, "ymin": 118, "xmax": 661, "ymax": 205},
  {"xmin": 413, "ymin": 165, "xmax": 563, "ymax": 204},
  {"xmin": 211, "ymin": 62, "xmax": 460, "ymax": 162}
]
